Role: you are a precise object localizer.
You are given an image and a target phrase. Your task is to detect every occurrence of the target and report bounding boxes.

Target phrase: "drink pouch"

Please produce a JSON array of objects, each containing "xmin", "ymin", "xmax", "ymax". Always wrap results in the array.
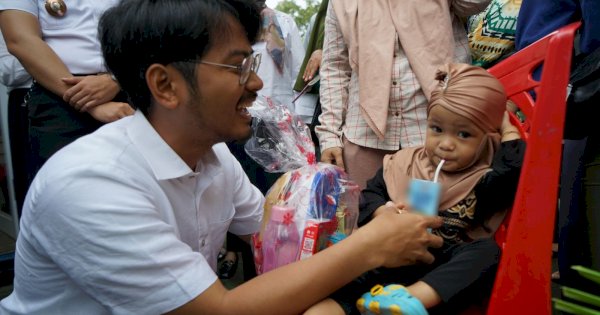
[
  {"xmin": 408, "ymin": 179, "xmax": 441, "ymax": 216},
  {"xmin": 408, "ymin": 159, "xmax": 445, "ymax": 217}
]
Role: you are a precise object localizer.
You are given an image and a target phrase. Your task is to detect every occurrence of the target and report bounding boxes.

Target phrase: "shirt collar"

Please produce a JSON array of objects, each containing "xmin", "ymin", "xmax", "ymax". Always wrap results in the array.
[{"xmin": 126, "ymin": 111, "xmax": 221, "ymax": 180}]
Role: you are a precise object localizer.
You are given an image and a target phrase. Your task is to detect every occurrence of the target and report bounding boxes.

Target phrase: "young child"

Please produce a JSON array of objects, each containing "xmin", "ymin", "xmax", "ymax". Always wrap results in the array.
[{"xmin": 303, "ymin": 63, "xmax": 525, "ymax": 315}]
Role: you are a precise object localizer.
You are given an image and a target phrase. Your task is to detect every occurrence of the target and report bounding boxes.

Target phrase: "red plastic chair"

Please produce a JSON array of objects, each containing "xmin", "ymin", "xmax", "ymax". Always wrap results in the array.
[{"xmin": 464, "ymin": 22, "xmax": 582, "ymax": 315}]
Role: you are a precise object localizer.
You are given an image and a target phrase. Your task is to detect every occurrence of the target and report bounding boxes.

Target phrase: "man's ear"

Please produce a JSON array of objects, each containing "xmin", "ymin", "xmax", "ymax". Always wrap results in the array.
[{"xmin": 145, "ymin": 64, "xmax": 186, "ymax": 110}]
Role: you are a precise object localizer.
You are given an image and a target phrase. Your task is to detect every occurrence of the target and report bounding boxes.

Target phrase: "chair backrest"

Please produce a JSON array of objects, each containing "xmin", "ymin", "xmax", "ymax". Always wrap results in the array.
[{"xmin": 484, "ymin": 22, "xmax": 581, "ymax": 315}]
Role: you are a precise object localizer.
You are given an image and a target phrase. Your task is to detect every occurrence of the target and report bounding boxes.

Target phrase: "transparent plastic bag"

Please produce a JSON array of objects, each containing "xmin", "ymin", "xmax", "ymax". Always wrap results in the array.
[
  {"xmin": 246, "ymin": 96, "xmax": 360, "ymax": 274},
  {"xmin": 245, "ymin": 96, "xmax": 316, "ymax": 173}
]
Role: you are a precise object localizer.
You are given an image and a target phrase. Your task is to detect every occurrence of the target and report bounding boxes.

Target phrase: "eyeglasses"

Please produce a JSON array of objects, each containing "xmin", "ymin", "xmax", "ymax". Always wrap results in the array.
[{"xmin": 199, "ymin": 53, "xmax": 261, "ymax": 85}]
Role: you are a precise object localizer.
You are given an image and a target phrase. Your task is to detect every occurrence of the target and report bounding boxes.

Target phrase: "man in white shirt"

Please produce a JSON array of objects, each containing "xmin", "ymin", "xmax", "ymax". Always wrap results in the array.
[{"xmin": 0, "ymin": 1, "xmax": 443, "ymax": 314}]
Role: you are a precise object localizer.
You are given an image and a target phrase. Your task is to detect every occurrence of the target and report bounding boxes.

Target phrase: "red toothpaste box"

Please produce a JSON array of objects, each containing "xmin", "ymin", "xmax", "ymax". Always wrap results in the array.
[{"xmin": 298, "ymin": 219, "xmax": 337, "ymax": 260}]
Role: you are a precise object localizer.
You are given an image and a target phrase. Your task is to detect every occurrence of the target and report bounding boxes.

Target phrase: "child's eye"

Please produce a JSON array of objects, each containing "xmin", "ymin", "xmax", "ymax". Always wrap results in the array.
[
  {"xmin": 430, "ymin": 125, "xmax": 442, "ymax": 133},
  {"xmin": 457, "ymin": 131, "xmax": 471, "ymax": 139}
]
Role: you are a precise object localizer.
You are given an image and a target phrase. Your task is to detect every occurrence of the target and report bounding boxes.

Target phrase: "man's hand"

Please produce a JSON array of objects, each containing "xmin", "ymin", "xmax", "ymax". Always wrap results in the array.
[
  {"xmin": 86, "ymin": 102, "xmax": 134, "ymax": 123},
  {"xmin": 320, "ymin": 147, "xmax": 345, "ymax": 170},
  {"xmin": 62, "ymin": 74, "xmax": 120, "ymax": 112},
  {"xmin": 303, "ymin": 49, "xmax": 322, "ymax": 82},
  {"xmin": 358, "ymin": 211, "xmax": 443, "ymax": 268}
]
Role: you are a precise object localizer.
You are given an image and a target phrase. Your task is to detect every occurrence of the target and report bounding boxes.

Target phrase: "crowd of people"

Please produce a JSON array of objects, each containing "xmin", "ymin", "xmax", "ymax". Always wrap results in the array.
[{"xmin": 0, "ymin": 0, "xmax": 597, "ymax": 314}]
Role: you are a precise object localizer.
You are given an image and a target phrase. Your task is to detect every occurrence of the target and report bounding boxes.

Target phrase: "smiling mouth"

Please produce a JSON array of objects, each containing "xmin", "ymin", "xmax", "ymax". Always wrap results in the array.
[{"xmin": 237, "ymin": 93, "xmax": 257, "ymax": 110}]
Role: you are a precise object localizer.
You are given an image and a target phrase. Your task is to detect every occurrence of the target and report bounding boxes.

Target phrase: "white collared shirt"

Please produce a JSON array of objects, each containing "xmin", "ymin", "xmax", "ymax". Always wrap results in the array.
[
  {"xmin": 0, "ymin": 111, "xmax": 264, "ymax": 314},
  {"xmin": 253, "ymin": 10, "xmax": 305, "ymax": 111},
  {"xmin": 0, "ymin": 0, "xmax": 119, "ymax": 74},
  {"xmin": 0, "ymin": 31, "xmax": 31, "ymax": 90}
]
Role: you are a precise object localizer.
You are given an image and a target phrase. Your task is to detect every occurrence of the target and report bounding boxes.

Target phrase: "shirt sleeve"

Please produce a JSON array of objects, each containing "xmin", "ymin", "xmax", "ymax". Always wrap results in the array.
[
  {"xmin": 358, "ymin": 167, "xmax": 390, "ymax": 226},
  {"xmin": 0, "ymin": 0, "xmax": 37, "ymax": 15},
  {"xmin": 0, "ymin": 34, "xmax": 32, "ymax": 88},
  {"xmin": 314, "ymin": 0, "xmax": 351, "ymax": 151},
  {"xmin": 473, "ymin": 139, "xmax": 526, "ymax": 224},
  {"xmin": 0, "ymin": 1, "xmax": 37, "ymax": 89}
]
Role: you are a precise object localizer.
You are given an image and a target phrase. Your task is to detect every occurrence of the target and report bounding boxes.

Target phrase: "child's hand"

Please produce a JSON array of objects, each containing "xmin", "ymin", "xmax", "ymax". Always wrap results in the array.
[
  {"xmin": 374, "ymin": 201, "xmax": 409, "ymax": 217},
  {"xmin": 500, "ymin": 111, "xmax": 521, "ymax": 142}
]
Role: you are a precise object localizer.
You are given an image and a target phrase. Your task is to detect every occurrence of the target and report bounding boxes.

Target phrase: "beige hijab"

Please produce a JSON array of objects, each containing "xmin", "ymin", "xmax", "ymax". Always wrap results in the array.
[
  {"xmin": 383, "ymin": 63, "xmax": 506, "ymax": 210},
  {"xmin": 331, "ymin": 0, "xmax": 455, "ymax": 139}
]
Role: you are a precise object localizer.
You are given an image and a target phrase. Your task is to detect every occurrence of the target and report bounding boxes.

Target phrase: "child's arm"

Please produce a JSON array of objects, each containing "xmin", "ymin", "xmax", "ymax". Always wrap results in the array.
[
  {"xmin": 473, "ymin": 136, "xmax": 526, "ymax": 226},
  {"xmin": 358, "ymin": 167, "xmax": 393, "ymax": 226},
  {"xmin": 500, "ymin": 111, "xmax": 521, "ymax": 142}
]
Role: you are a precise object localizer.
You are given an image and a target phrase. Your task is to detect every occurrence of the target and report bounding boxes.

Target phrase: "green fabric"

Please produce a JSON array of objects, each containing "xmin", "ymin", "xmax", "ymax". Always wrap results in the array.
[
  {"xmin": 467, "ymin": 0, "xmax": 521, "ymax": 68},
  {"xmin": 293, "ymin": 0, "xmax": 328, "ymax": 92}
]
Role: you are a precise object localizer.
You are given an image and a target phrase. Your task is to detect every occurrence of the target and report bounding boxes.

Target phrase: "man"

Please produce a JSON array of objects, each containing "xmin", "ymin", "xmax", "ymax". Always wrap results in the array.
[
  {"xmin": 0, "ymin": 1, "xmax": 443, "ymax": 314},
  {"xmin": 316, "ymin": 0, "xmax": 490, "ymax": 190},
  {"xmin": 253, "ymin": 0, "xmax": 304, "ymax": 109},
  {"xmin": 0, "ymin": 1, "xmax": 134, "ymax": 188},
  {"xmin": 515, "ymin": 0, "xmax": 600, "ymax": 293}
]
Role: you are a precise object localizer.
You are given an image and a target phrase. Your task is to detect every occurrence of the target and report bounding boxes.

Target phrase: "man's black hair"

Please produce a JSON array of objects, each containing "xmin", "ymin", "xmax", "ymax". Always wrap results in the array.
[{"xmin": 99, "ymin": 0, "xmax": 261, "ymax": 115}]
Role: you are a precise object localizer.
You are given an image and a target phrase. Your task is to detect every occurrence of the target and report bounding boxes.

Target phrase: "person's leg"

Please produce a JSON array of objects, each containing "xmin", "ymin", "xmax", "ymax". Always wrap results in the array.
[
  {"xmin": 352, "ymin": 266, "xmax": 436, "ymax": 315},
  {"xmin": 7, "ymin": 88, "xmax": 30, "ymax": 216},
  {"xmin": 557, "ymin": 138, "xmax": 591, "ymax": 287},
  {"xmin": 419, "ymin": 239, "xmax": 500, "ymax": 312},
  {"xmin": 583, "ymin": 134, "xmax": 600, "ymax": 283},
  {"xmin": 308, "ymin": 267, "xmax": 420, "ymax": 315},
  {"xmin": 407, "ymin": 281, "xmax": 442, "ymax": 308},
  {"xmin": 342, "ymin": 137, "xmax": 396, "ymax": 190},
  {"xmin": 26, "ymin": 83, "xmax": 103, "ymax": 186},
  {"xmin": 303, "ymin": 298, "xmax": 345, "ymax": 315}
]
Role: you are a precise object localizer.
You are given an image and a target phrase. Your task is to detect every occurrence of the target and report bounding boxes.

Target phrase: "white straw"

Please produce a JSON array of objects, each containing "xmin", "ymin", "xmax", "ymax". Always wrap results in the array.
[{"xmin": 433, "ymin": 159, "xmax": 445, "ymax": 183}]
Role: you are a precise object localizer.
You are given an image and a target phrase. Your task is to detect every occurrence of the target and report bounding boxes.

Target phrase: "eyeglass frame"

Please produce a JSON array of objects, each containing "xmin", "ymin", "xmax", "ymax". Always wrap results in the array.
[{"xmin": 198, "ymin": 53, "xmax": 261, "ymax": 85}]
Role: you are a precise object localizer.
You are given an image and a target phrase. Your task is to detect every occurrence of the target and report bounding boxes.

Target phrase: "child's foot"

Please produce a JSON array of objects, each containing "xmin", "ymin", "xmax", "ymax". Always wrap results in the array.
[{"xmin": 356, "ymin": 284, "xmax": 428, "ymax": 315}]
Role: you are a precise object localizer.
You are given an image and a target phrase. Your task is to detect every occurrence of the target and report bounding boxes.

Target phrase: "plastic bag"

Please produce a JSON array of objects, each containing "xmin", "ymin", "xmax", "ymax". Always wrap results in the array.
[
  {"xmin": 246, "ymin": 96, "xmax": 360, "ymax": 274},
  {"xmin": 245, "ymin": 97, "xmax": 316, "ymax": 173}
]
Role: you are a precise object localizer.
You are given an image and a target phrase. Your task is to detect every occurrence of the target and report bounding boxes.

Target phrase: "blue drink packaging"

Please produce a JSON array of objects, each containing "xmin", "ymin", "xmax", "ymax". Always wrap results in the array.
[{"xmin": 408, "ymin": 160, "xmax": 445, "ymax": 216}]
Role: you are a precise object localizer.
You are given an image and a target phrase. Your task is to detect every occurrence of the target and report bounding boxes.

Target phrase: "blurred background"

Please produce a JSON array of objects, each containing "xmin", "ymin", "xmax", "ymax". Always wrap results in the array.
[{"xmin": 266, "ymin": 0, "xmax": 318, "ymax": 37}]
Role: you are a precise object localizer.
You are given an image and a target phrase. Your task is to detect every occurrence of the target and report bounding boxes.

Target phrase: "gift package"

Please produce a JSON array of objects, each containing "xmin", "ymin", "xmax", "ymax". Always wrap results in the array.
[{"xmin": 246, "ymin": 97, "xmax": 360, "ymax": 274}]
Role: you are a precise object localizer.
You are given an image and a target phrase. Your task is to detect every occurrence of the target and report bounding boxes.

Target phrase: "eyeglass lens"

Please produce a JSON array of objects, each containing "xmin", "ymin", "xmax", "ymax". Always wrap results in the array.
[{"xmin": 240, "ymin": 54, "xmax": 261, "ymax": 84}]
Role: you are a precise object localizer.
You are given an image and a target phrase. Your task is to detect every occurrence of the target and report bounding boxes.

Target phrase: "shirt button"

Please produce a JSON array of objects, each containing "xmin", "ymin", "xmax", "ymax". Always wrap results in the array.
[
  {"xmin": 395, "ymin": 112, "xmax": 400, "ymax": 117},
  {"xmin": 392, "ymin": 81, "xmax": 397, "ymax": 85}
]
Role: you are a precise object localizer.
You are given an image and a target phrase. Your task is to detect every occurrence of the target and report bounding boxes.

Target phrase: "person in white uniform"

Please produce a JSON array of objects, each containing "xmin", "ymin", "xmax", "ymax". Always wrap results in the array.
[
  {"xmin": 253, "ymin": 0, "xmax": 304, "ymax": 110},
  {"xmin": 0, "ymin": 0, "xmax": 134, "ymax": 188},
  {"xmin": 0, "ymin": 32, "xmax": 32, "ymax": 214},
  {"xmin": 0, "ymin": 1, "xmax": 443, "ymax": 314}
]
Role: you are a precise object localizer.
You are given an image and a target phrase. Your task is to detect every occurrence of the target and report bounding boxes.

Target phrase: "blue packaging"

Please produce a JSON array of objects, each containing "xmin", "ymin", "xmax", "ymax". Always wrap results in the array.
[{"xmin": 408, "ymin": 179, "xmax": 441, "ymax": 216}]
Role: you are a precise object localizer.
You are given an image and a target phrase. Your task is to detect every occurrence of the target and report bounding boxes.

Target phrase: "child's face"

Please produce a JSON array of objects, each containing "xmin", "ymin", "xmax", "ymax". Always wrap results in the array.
[{"xmin": 425, "ymin": 106, "xmax": 486, "ymax": 172}]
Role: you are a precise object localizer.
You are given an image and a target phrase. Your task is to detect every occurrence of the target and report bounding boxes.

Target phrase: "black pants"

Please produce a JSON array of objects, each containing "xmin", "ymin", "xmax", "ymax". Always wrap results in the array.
[
  {"xmin": 331, "ymin": 238, "xmax": 500, "ymax": 315},
  {"xmin": 25, "ymin": 83, "xmax": 111, "ymax": 187},
  {"xmin": 7, "ymin": 88, "xmax": 29, "ymax": 216},
  {"xmin": 583, "ymin": 135, "xmax": 600, "ymax": 277},
  {"xmin": 226, "ymin": 141, "xmax": 281, "ymax": 194}
]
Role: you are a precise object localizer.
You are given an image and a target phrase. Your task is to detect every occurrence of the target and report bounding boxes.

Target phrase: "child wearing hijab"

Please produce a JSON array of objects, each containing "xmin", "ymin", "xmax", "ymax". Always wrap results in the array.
[{"xmin": 303, "ymin": 63, "xmax": 525, "ymax": 315}]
